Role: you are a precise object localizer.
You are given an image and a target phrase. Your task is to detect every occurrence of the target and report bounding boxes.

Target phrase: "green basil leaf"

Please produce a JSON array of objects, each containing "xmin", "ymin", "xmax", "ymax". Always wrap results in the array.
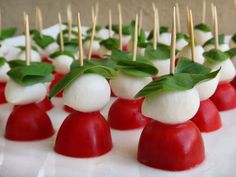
[
  {"xmin": 108, "ymin": 24, "xmax": 133, "ymax": 35},
  {"xmin": 0, "ymin": 57, "xmax": 6, "ymax": 67},
  {"xmin": 100, "ymin": 38, "xmax": 120, "ymax": 50},
  {"xmin": 49, "ymin": 50, "xmax": 75, "ymax": 60},
  {"xmin": 204, "ymin": 34, "xmax": 225, "ymax": 47},
  {"xmin": 83, "ymin": 36, "xmax": 103, "ymax": 43},
  {"xmin": 49, "ymin": 63, "xmax": 116, "ymax": 98},
  {"xmin": 176, "ymin": 33, "xmax": 189, "ymax": 42},
  {"xmin": 194, "ymin": 23, "xmax": 211, "ymax": 32},
  {"xmin": 176, "ymin": 57, "xmax": 211, "ymax": 74},
  {"xmin": 147, "ymin": 26, "xmax": 169, "ymax": 41},
  {"xmin": 144, "ymin": 43, "xmax": 171, "ymax": 60},
  {"xmin": 110, "ymin": 49, "xmax": 149, "ymax": 62},
  {"xmin": 86, "ymin": 25, "xmax": 102, "ymax": 34},
  {"xmin": 8, "ymin": 60, "xmax": 26, "ymax": 68},
  {"xmin": 7, "ymin": 62, "xmax": 54, "ymax": 86},
  {"xmin": 33, "ymin": 32, "xmax": 55, "ymax": 49},
  {"xmin": 135, "ymin": 69, "xmax": 220, "ymax": 98},
  {"xmin": 0, "ymin": 28, "xmax": 17, "ymax": 40},
  {"xmin": 17, "ymin": 46, "xmax": 38, "ymax": 52},
  {"xmin": 203, "ymin": 49, "xmax": 229, "ymax": 64},
  {"xmin": 226, "ymin": 48, "xmax": 236, "ymax": 58},
  {"xmin": 64, "ymin": 43, "xmax": 78, "ymax": 54},
  {"xmin": 56, "ymin": 29, "xmax": 78, "ymax": 44}
]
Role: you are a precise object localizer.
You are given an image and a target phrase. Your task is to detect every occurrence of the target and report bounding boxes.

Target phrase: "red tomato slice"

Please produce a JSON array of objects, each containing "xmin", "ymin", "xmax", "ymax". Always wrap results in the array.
[
  {"xmin": 0, "ymin": 82, "xmax": 7, "ymax": 104},
  {"xmin": 41, "ymin": 57, "xmax": 52, "ymax": 64},
  {"xmin": 138, "ymin": 120, "xmax": 205, "ymax": 171},
  {"xmin": 55, "ymin": 111, "xmax": 112, "ymax": 158},
  {"xmin": 49, "ymin": 72, "xmax": 64, "ymax": 97},
  {"xmin": 230, "ymin": 76, "xmax": 236, "ymax": 89},
  {"xmin": 191, "ymin": 99, "xmax": 222, "ymax": 132},
  {"xmin": 210, "ymin": 82, "xmax": 236, "ymax": 111},
  {"xmin": 5, "ymin": 103, "xmax": 54, "ymax": 141},
  {"xmin": 36, "ymin": 97, "xmax": 54, "ymax": 111},
  {"xmin": 108, "ymin": 98, "xmax": 151, "ymax": 130},
  {"xmin": 63, "ymin": 105, "xmax": 76, "ymax": 113}
]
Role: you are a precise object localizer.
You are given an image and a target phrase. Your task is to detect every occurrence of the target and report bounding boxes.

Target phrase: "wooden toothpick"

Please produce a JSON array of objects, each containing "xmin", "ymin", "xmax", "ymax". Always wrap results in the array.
[
  {"xmin": 170, "ymin": 7, "xmax": 176, "ymax": 75},
  {"xmin": 67, "ymin": 4, "xmax": 72, "ymax": 41},
  {"xmin": 95, "ymin": 2, "xmax": 99, "ymax": 23},
  {"xmin": 92, "ymin": 6, "xmax": 95, "ymax": 22},
  {"xmin": 77, "ymin": 12, "xmax": 83, "ymax": 66},
  {"xmin": 87, "ymin": 15, "xmax": 97, "ymax": 61},
  {"xmin": 118, "ymin": 3, "xmax": 123, "ymax": 50},
  {"xmin": 138, "ymin": 8, "xmax": 143, "ymax": 34},
  {"xmin": 132, "ymin": 14, "xmax": 138, "ymax": 62},
  {"xmin": 36, "ymin": 7, "xmax": 43, "ymax": 37},
  {"xmin": 186, "ymin": 7, "xmax": 190, "ymax": 37},
  {"xmin": 156, "ymin": 8, "xmax": 160, "ymax": 43},
  {"xmin": 202, "ymin": 0, "xmax": 206, "ymax": 23},
  {"xmin": 24, "ymin": 13, "xmax": 31, "ymax": 66},
  {"xmin": 109, "ymin": 8, "xmax": 112, "ymax": 38},
  {"xmin": 152, "ymin": 2, "xmax": 156, "ymax": 12},
  {"xmin": 211, "ymin": 3, "xmax": 215, "ymax": 27},
  {"xmin": 175, "ymin": 3, "xmax": 181, "ymax": 33},
  {"xmin": 58, "ymin": 13, "xmax": 64, "ymax": 51},
  {"xmin": 213, "ymin": 6, "xmax": 219, "ymax": 50},
  {"xmin": 0, "ymin": 8, "xmax": 2, "ymax": 37},
  {"xmin": 153, "ymin": 7, "xmax": 157, "ymax": 50},
  {"xmin": 189, "ymin": 10, "xmax": 195, "ymax": 62}
]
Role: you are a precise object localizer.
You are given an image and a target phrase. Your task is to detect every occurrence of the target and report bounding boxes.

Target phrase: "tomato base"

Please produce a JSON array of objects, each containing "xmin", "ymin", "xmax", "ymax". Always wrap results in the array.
[
  {"xmin": 108, "ymin": 98, "xmax": 151, "ymax": 130},
  {"xmin": 5, "ymin": 103, "xmax": 54, "ymax": 141},
  {"xmin": 63, "ymin": 105, "xmax": 76, "ymax": 113},
  {"xmin": 36, "ymin": 97, "xmax": 54, "ymax": 111},
  {"xmin": 138, "ymin": 120, "xmax": 205, "ymax": 171},
  {"xmin": 210, "ymin": 82, "xmax": 236, "ymax": 111},
  {"xmin": 231, "ymin": 76, "xmax": 236, "ymax": 89},
  {"xmin": 42, "ymin": 57, "xmax": 52, "ymax": 64},
  {"xmin": 191, "ymin": 99, "xmax": 222, "ymax": 132},
  {"xmin": 0, "ymin": 82, "xmax": 7, "ymax": 104},
  {"xmin": 50, "ymin": 72, "xmax": 64, "ymax": 97},
  {"xmin": 55, "ymin": 111, "xmax": 112, "ymax": 158}
]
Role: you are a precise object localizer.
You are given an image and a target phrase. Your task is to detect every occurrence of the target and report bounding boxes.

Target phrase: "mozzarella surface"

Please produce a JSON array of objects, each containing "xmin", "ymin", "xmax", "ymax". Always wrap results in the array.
[
  {"xmin": 159, "ymin": 32, "xmax": 171, "ymax": 46},
  {"xmin": 194, "ymin": 29, "xmax": 213, "ymax": 46},
  {"xmin": 152, "ymin": 59, "xmax": 170, "ymax": 76},
  {"xmin": 110, "ymin": 72, "xmax": 152, "ymax": 100},
  {"xmin": 176, "ymin": 38, "xmax": 188, "ymax": 50},
  {"xmin": 178, "ymin": 45, "xmax": 205, "ymax": 64},
  {"xmin": 52, "ymin": 55, "xmax": 73, "ymax": 74},
  {"xmin": 17, "ymin": 50, "xmax": 41, "ymax": 62},
  {"xmin": 204, "ymin": 44, "xmax": 230, "ymax": 52},
  {"xmin": 63, "ymin": 73, "xmax": 111, "ymax": 112},
  {"xmin": 142, "ymin": 88, "xmax": 200, "ymax": 124},
  {"xmin": 0, "ymin": 62, "xmax": 10, "ymax": 82},
  {"xmin": 113, "ymin": 34, "xmax": 131, "ymax": 46},
  {"xmin": 5, "ymin": 79, "xmax": 47, "ymax": 105},
  {"xmin": 83, "ymin": 40, "xmax": 100, "ymax": 55}
]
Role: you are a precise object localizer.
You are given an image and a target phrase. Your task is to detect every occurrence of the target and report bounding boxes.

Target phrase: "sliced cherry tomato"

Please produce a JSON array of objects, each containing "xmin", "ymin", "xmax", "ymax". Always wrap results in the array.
[
  {"xmin": 108, "ymin": 98, "xmax": 151, "ymax": 130},
  {"xmin": 63, "ymin": 105, "xmax": 76, "ymax": 113},
  {"xmin": 91, "ymin": 54, "xmax": 102, "ymax": 59},
  {"xmin": 36, "ymin": 97, "xmax": 54, "ymax": 111},
  {"xmin": 191, "ymin": 99, "xmax": 221, "ymax": 132},
  {"xmin": 210, "ymin": 82, "xmax": 236, "ymax": 111},
  {"xmin": 55, "ymin": 111, "xmax": 112, "ymax": 158},
  {"xmin": 5, "ymin": 103, "xmax": 54, "ymax": 141},
  {"xmin": 230, "ymin": 76, "xmax": 236, "ymax": 89},
  {"xmin": 41, "ymin": 57, "xmax": 52, "ymax": 64},
  {"xmin": 138, "ymin": 120, "xmax": 205, "ymax": 171},
  {"xmin": 50, "ymin": 72, "xmax": 64, "ymax": 97},
  {"xmin": 0, "ymin": 82, "xmax": 7, "ymax": 104}
]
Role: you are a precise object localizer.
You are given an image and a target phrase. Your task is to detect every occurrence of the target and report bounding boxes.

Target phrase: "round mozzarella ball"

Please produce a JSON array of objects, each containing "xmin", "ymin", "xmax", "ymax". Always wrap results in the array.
[
  {"xmin": 83, "ymin": 40, "xmax": 100, "ymax": 56},
  {"xmin": 110, "ymin": 72, "xmax": 152, "ymax": 100},
  {"xmin": 52, "ymin": 55, "xmax": 73, "ymax": 74},
  {"xmin": 41, "ymin": 42, "xmax": 59, "ymax": 57},
  {"xmin": 159, "ymin": 32, "xmax": 172, "ymax": 46},
  {"xmin": 205, "ymin": 59, "xmax": 235, "ymax": 82},
  {"xmin": 176, "ymin": 38, "xmax": 188, "ymax": 50},
  {"xmin": 142, "ymin": 88, "xmax": 200, "ymax": 124},
  {"xmin": 0, "ymin": 62, "xmax": 10, "ymax": 82},
  {"xmin": 152, "ymin": 59, "xmax": 170, "ymax": 76},
  {"xmin": 204, "ymin": 44, "xmax": 230, "ymax": 52},
  {"xmin": 178, "ymin": 45, "xmax": 205, "ymax": 64},
  {"xmin": 224, "ymin": 35, "xmax": 232, "ymax": 44},
  {"xmin": 63, "ymin": 73, "xmax": 111, "ymax": 112},
  {"xmin": 4, "ymin": 46, "xmax": 21, "ymax": 61},
  {"xmin": 0, "ymin": 44, "xmax": 10, "ymax": 57},
  {"xmin": 17, "ymin": 50, "xmax": 41, "ymax": 62},
  {"xmin": 96, "ymin": 28, "xmax": 114, "ymax": 39},
  {"xmin": 194, "ymin": 29, "xmax": 213, "ymax": 46},
  {"xmin": 113, "ymin": 34, "xmax": 131, "ymax": 46},
  {"xmin": 195, "ymin": 73, "xmax": 220, "ymax": 100},
  {"xmin": 5, "ymin": 79, "xmax": 47, "ymax": 105}
]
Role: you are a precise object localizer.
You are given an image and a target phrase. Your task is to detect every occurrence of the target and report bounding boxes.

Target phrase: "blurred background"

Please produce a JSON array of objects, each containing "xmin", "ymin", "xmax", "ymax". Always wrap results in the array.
[{"xmin": 0, "ymin": 0, "xmax": 235, "ymax": 34}]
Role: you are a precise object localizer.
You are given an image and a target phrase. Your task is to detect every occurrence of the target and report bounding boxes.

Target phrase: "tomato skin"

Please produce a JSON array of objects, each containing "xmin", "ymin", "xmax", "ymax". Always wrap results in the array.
[
  {"xmin": 0, "ymin": 82, "xmax": 7, "ymax": 104},
  {"xmin": 231, "ymin": 76, "xmax": 236, "ymax": 89},
  {"xmin": 55, "ymin": 111, "xmax": 112, "ymax": 158},
  {"xmin": 138, "ymin": 120, "xmax": 205, "ymax": 171},
  {"xmin": 36, "ymin": 97, "xmax": 54, "ymax": 111},
  {"xmin": 91, "ymin": 54, "xmax": 102, "ymax": 59},
  {"xmin": 41, "ymin": 57, "xmax": 52, "ymax": 64},
  {"xmin": 210, "ymin": 82, "xmax": 236, "ymax": 111},
  {"xmin": 191, "ymin": 99, "xmax": 221, "ymax": 132},
  {"xmin": 108, "ymin": 98, "xmax": 151, "ymax": 130},
  {"xmin": 50, "ymin": 72, "xmax": 64, "ymax": 97},
  {"xmin": 5, "ymin": 103, "xmax": 54, "ymax": 141},
  {"xmin": 63, "ymin": 105, "xmax": 76, "ymax": 113},
  {"xmin": 122, "ymin": 45, "xmax": 129, "ymax": 51}
]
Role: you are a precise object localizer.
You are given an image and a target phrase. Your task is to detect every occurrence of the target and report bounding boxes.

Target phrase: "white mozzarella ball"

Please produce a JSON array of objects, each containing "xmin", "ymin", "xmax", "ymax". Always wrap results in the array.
[
  {"xmin": 4, "ymin": 46, "xmax": 21, "ymax": 61},
  {"xmin": 110, "ymin": 72, "xmax": 152, "ymax": 100},
  {"xmin": 176, "ymin": 38, "xmax": 188, "ymax": 50},
  {"xmin": 142, "ymin": 88, "xmax": 200, "ymax": 124},
  {"xmin": 41, "ymin": 42, "xmax": 59, "ymax": 57},
  {"xmin": 83, "ymin": 40, "xmax": 100, "ymax": 56},
  {"xmin": 96, "ymin": 28, "xmax": 114, "ymax": 39},
  {"xmin": 195, "ymin": 73, "xmax": 220, "ymax": 100},
  {"xmin": 178, "ymin": 45, "xmax": 205, "ymax": 64},
  {"xmin": 194, "ymin": 29, "xmax": 213, "ymax": 46},
  {"xmin": 205, "ymin": 59, "xmax": 235, "ymax": 82},
  {"xmin": 52, "ymin": 55, "xmax": 73, "ymax": 74},
  {"xmin": 63, "ymin": 73, "xmax": 110, "ymax": 112},
  {"xmin": 0, "ymin": 44, "xmax": 10, "ymax": 57},
  {"xmin": 204, "ymin": 44, "xmax": 230, "ymax": 52},
  {"xmin": 5, "ymin": 79, "xmax": 47, "ymax": 105},
  {"xmin": 17, "ymin": 50, "xmax": 41, "ymax": 62},
  {"xmin": 224, "ymin": 35, "xmax": 232, "ymax": 44},
  {"xmin": 113, "ymin": 34, "xmax": 131, "ymax": 46},
  {"xmin": 159, "ymin": 32, "xmax": 172, "ymax": 46},
  {"xmin": 152, "ymin": 59, "xmax": 170, "ymax": 76},
  {"xmin": 0, "ymin": 62, "xmax": 10, "ymax": 82}
]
